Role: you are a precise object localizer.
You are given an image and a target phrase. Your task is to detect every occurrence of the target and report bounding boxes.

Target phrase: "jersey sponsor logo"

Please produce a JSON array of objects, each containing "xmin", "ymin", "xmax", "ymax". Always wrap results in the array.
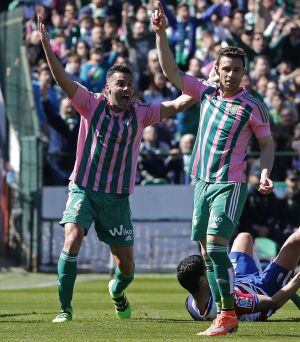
[
  {"xmin": 209, "ymin": 213, "xmax": 223, "ymax": 227},
  {"xmin": 192, "ymin": 209, "xmax": 199, "ymax": 227},
  {"xmin": 109, "ymin": 224, "xmax": 133, "ymax": 239}
]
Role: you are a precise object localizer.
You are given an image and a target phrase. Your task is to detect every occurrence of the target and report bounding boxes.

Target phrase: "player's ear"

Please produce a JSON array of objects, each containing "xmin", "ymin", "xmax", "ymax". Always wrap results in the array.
[
  {"xmin": 105, "ymin": 83, "xmax": 111, "ymax": 94},
  {"xmin": 215, "ymin": 65, "xmax": 219, "ymax": 75}
]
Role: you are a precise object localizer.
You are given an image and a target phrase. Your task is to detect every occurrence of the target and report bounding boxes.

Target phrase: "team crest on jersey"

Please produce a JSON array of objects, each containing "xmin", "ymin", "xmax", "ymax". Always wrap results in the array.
[
  {"xmin": 123, "ymin": 118, "xmax": 131, "ymax": 126},
  {"xmin": 230, "ymin": 104, "xmax": 240, "ymax": 116},
  {"xmin": 236, "ymin": 296, "xmax": 253, "ymax": 309}
]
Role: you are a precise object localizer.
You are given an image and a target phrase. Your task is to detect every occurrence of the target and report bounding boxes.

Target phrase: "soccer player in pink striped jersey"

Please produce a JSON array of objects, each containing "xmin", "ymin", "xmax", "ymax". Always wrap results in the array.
[
  {"xmin": 38, "ymin": 16, "xmax": 196, "ymax": 323},
  {"xmin": 152, "ymin": 2, "xmax": 274, "ymax": 336}
]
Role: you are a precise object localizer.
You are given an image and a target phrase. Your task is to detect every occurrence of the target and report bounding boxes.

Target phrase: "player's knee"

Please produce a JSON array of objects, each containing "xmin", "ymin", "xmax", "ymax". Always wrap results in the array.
[
  {"xmin": 236, "ymin": 232, "xmax": 253, "ymax": 245},
  {"xmin": 118, "ymin": 258, "xmax": 135, "ymax": 275}
]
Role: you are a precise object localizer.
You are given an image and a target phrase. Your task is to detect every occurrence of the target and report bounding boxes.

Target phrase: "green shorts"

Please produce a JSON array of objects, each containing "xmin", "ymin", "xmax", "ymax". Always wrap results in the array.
[
  {"xmin": 59, "ymin": 182, "xmax": 134, "ymax": 247},
  {"xmin": 191, "ymin": 179, "xmax": 248, "ymax": 241}
]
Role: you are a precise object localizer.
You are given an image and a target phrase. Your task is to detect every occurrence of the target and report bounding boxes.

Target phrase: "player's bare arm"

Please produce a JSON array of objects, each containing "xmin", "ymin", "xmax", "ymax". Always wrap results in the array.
[
  {"xmin": 257, "ymin": 135, "xmax": 274, "ymax": 195},
  {"xmin": 37, "ymin": 16, "xmax": 78, "ymax": 99},
  {"xmin": 152, "ymin": 1, "xmax": 185, "ymax": 90},
  {"xmin": 255, "ymin": 272, "xmax": 300, "ymax": 312},
  {"xmin": 160, "ymin": 95, "xmax": 196, "ymax": 120}
]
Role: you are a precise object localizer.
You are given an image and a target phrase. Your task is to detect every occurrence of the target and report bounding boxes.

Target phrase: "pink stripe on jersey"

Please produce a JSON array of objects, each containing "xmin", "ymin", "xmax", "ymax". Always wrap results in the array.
[
  {"xmin": 93, "ymin": 117, "xmax": 115, "ymax": 191},
  {"xmin": 117, "ymin": 125, "xmax": 133, "ymax": 193},
  {"xmin": 200, "ymin": 101, "xmax": 222, "ymax": 180},
  {"xmin": 205, "ymin": 102, "xmax": 232, "ymax": 182},
  {"xmin": 215, "ymin": 107, "xmax": 243, "ymax": 182},
  {"xmin": 105, "ymin": 116, "xmax": 124, "ymax": 192},
  {"xmin": 191, "ymin": 98, "xmax": 211, "ymax": 173},
  {"xmin": 129, "ymin": 136, "xmax": 142, "ymax": 192},
  {"xmin": 82, "ymin": 110, "xmax": 106, "ymax": 187}
]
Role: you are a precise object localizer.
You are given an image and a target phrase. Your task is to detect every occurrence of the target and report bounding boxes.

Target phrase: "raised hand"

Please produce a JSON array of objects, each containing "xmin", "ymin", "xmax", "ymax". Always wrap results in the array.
[
  {"xmin": 37, "ymin": 15, "xmax": 49, "ymax": 45},
  {"xmin": 151, "ymin": 1, "xmax": 167, "ymax": 34}
]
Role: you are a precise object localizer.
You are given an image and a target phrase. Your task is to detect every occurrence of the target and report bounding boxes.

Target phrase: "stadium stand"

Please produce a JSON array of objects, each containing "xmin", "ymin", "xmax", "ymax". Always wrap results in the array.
[{"xmin": 0, "ymin": 0, "xmax": 300, "ymax": 268}]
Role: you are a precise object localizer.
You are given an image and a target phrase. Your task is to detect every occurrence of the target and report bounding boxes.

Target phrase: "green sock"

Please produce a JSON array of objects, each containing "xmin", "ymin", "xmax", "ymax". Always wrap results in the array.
[
  {"xmin": 207, "ymin": 242, "xmax": 235, "ymax": 311},
  {"xmin": 205, "ymin": 259, "xmax": 222, "ymax": 313},
  {"xmin": 57, "ymin": 250, "xmax": 78, "ymax": 310},
  {"xmin": 111, "ymin": 267, "xmax": 134, "ymax": 294}
]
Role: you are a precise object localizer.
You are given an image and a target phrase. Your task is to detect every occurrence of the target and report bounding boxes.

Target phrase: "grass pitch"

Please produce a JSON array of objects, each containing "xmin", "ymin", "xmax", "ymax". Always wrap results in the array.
[{"xmin": 0, "ymin": 273, "xmax": 299, "ymax": 341}]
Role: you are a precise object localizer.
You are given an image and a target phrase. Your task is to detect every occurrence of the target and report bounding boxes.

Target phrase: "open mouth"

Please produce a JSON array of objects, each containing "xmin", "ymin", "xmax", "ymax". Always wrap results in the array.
[{"xmin": 120, "ymin": 95, "xmax": 130, "ymax": 104}]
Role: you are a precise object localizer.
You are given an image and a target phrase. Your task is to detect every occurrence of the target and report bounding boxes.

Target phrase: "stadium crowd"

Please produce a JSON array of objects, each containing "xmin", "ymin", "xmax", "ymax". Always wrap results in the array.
[{"xmin": 9, "ymin": 0, "xmax": 300, "ymax": 245}]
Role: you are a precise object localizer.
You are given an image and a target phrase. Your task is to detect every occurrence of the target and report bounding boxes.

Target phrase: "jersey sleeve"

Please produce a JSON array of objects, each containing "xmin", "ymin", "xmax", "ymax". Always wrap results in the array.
[
  {"xmin": 68, "ymin": 82, "xmax": 105, "ymax": 120},
  {"xmin": 185, "ymin": 295, "xmax": 217, "ymax": 321},
  {"xmin": 136, "ymin": 102, "xmax": 161, "ymax": 128},
  {"xmin": 183, "ymin": 74, "xmax": 214, "ymax": 101},
  {"xmin": 249, "ymin": 101, "xmax": 271, "ymax": 139}
]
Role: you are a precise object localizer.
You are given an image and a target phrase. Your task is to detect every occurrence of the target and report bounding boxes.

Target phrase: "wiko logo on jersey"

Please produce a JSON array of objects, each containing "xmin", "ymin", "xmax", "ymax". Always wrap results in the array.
[
  {"xmin": 209, "ymin": 213, "xmax": 223, "ymax": 228},
  {"xmin": 109, "ymin": 225, "xmax": 133, "ymax": 241}
]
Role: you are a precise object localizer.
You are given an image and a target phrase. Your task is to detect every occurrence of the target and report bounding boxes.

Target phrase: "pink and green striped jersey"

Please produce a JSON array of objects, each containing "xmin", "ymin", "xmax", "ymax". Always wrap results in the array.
[
  {"xmin": 69, "ymin": 83, "xmax": 161, "ymax": 194},
  {"xmin": 183, "ymin": 74, "xmax": 271, "ymax": 183}
]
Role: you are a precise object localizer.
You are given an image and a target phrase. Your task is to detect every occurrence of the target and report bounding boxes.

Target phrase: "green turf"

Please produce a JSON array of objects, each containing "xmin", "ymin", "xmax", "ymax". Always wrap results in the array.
[{"xmin": 0, "ymin": 273, "xmax": 299, "ymax": 341}]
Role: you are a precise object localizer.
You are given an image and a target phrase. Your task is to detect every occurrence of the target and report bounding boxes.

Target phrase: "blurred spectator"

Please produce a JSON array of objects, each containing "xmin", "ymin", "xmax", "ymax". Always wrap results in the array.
[
  {"xmin": 239, "ymin": 166, "xmax": 282, "ymax": 242},
  {"xmin": 73, "ymin": 40, "xmax": 90, "ymax": 63},
  {"xmin": 65, "ymin": 54, "xmax": 82, "ymax": 83},
  {"xmin": 291, "ymin": 123, "xmax": 300, "ymax": 172},
  {"xmin": 42, "ymin": 97, "xmax": 79, "ymax": 185},
  {"xmin": 79, "ymin": 47, "xmax": 115, "ymax": 93},
  {"xmin": 165, "ymin": 133, "xmax": 195, "ymax": 184},
  {"xmin": 123, "ymin": 6, "xmax": 155, "ymax": 76},
  {"xmin": 139, "ymin": 125, "xmax": 170, "ymax": 183},
  {"xmin": 79, "ymin": 0, "xmax": 121, "ymax": 26},
  {"xmin": 161, "ymin": 0, "xmax": 221, "ymax": 69},
  {"xmin": 143, "ymin": 72, "xmax": 177, "ymax": 105},
  {"xmin": 32, "ymin": 66, "xmax": 60, "ymax": 128},
  {"xmin": 278, "ymin": 169, "xmax": 300, "ymax": 241}
]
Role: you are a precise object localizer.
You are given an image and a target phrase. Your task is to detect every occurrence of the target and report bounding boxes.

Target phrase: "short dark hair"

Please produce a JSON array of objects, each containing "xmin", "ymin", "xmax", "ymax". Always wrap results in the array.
[
  {"xmin": 177, "ymin": 255, "xmax": 206, "ymax": 294},
  {"xmin": 216, "ymin": 46, "xmax": 246, "ymax": 68},
  {"xmin": 106, "ymin": 64, "xmax": 133, "ymax": 80}
]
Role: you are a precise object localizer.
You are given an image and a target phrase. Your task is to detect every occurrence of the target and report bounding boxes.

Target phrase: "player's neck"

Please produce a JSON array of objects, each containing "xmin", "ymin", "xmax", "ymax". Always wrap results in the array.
[
  {"xmin": 220, "ymin": 85, "xmax": 242, "ymax": 99},
  {"xmin": 110, "ymin": 104, "xmax": 124, "ymax": 113}
]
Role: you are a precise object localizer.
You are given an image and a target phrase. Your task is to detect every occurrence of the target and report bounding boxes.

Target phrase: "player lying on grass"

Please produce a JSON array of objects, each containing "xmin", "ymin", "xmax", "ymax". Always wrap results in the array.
[
  {"xmin": 37, "ymin": 15, "xmax": 197, "ymax": 323},
  {"xmin": 177, "ymin": 230, "xmax": 300, "ymax": 330}
]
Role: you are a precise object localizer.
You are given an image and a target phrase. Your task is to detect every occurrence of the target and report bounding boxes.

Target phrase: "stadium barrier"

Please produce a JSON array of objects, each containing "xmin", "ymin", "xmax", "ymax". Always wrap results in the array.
[
  {"xmin": 41, "ymin": 185, "xmax": 199, "ymax": 272},
  {"xmin": 40, "ymin": 182, "xmax": 288, "ymax": 272}
]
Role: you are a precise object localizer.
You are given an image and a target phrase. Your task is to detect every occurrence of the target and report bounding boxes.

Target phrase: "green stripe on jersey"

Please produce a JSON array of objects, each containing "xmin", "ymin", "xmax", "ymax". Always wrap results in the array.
[
  {"xmin": 121, "ymin": 108, "xmax": 138, "ymax": 192},
  {"xmin": 98, "ymin": 115, "xmax": 122, "ymax": 191},
  {"xmin": 76, "ymin": 101, "xmax": 105, "ymax": 185},
  {"xmin": 209, "ymin": 100, "xmax": 242, "ymax": 179},
  {"xmin": 201, "ymin": 101, "xmax": 227, "ymax": 180},
  {"xmin": 86, "ymin": 105, "xmax": 111, "ymax": 188},
  {"xmin": 109, "ymin": 122, "xmax": 129, "ymax": 194},
  {"xmin": 220, "ymin": 103, "xmax": 252, "ymax": 182},
  {"xmin": 197, "ymin": 98, "xmax": 220, "ymax": 177},
  {"xmin": 188, "ymin": 97, "xmax": 209, "ymax": 176}
]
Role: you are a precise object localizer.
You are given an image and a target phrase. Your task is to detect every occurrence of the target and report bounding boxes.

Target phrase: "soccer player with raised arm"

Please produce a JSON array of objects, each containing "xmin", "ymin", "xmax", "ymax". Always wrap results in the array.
[
  {"xmin": 152, "ymin": 2, "xmax": 274, "ymax": 336},
  {"xmin": 177, "ymin": 229, "xmax": 300, "ymax": 324},
  {"xmin": 37, "ymin": 16, "xmax": 196, "ymax": 323}
]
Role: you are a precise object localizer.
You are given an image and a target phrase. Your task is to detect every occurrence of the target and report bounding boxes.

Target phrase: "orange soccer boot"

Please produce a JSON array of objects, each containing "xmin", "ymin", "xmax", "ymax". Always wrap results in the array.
[{"xmin": 197, "ymin": 310, "xmax": 238, "ymax": 336}]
